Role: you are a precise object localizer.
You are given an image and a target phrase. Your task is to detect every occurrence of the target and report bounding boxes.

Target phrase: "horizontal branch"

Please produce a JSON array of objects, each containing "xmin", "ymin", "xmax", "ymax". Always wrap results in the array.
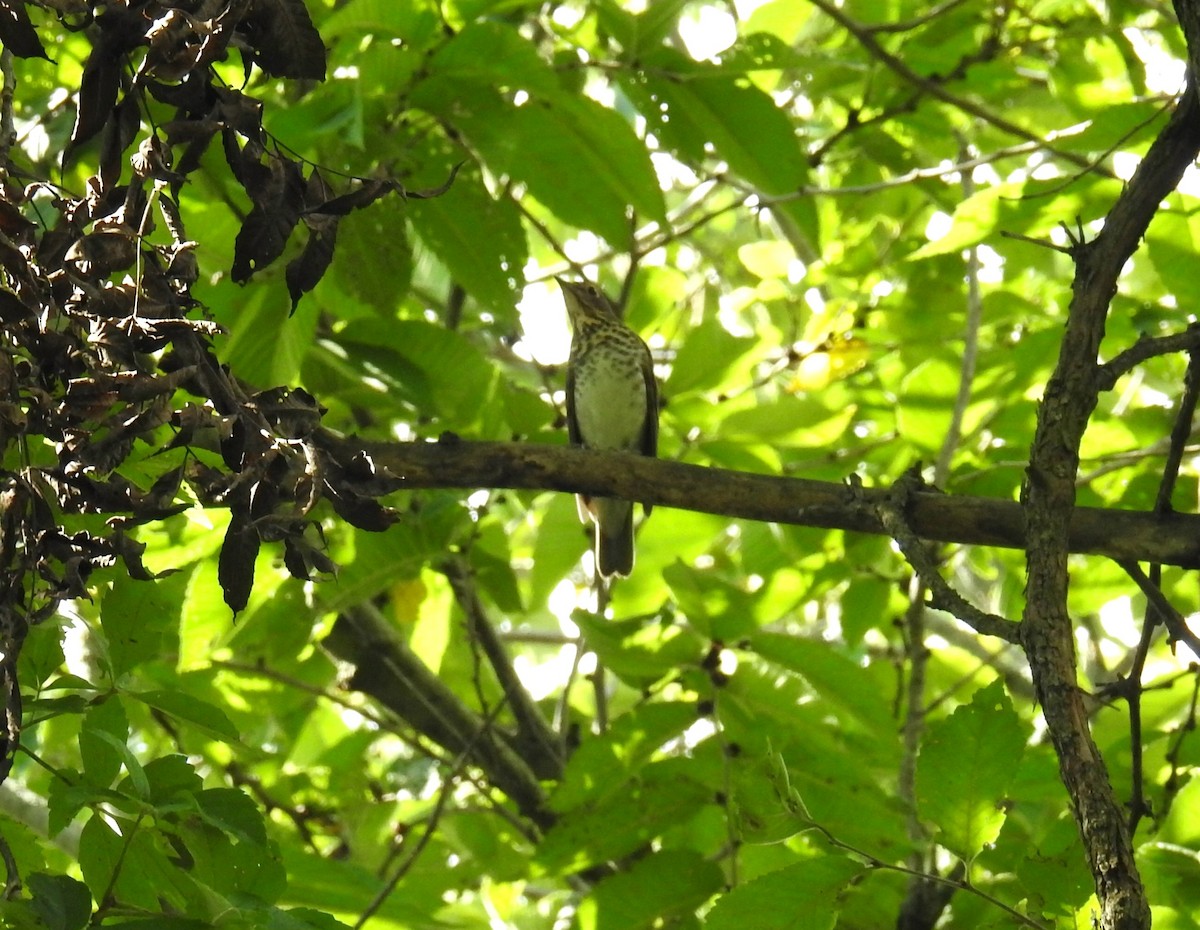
[{"xmin": 320, "ymin": 434, "xmax": 1200, "ymax": 569}]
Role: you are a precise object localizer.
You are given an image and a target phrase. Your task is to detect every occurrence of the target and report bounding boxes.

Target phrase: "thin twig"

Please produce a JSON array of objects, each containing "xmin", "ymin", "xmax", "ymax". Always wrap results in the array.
[
  {"xmin": 807, "ymin": 0, "xmax": 1103, "ymax": 172},
  {"xmin": 1123, "ymin": 347, "xmax": 1200, "ymax": 834},
  {"xmin": 353, "ymin": 714, "xmax": 497, "ymax": 929},
  {"xmin": 1118, "ymin": 561, "xmax": 1200, "ymax": 660},
  {"xmin": 863, "ymin": 0, "xmax": 974, "ymax": 33},
  {"xmin": 0, "ymin": 830, "xmax": 19, "ymax": 899},
  {"xmin": 1096, "ymin": 327, "xmax": 1200, "ymax": 389},
  {"xmin": 0, "ymin": 50, "xmax": 15, "ymax": 167},
  {"xmin": 999, "ymin": 230, "xmax": 1074, "ymax": 254},
  {"xmin": 870, "ymin": 471, "xmax": 1021, "ymax": 644},
  {"xmin": 781, "ymin": 786, "xmax": 1051, "ymax": 930}
]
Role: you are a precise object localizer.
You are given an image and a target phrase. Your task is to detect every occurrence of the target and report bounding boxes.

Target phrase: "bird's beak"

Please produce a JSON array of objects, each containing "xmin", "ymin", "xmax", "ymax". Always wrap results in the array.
[{"xmin": 556, "ymin": 277, "xmax": 583, "ymax": 322}]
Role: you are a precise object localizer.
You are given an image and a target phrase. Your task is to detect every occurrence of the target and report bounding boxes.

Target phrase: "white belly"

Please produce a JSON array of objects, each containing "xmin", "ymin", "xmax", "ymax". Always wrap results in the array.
[{"xmin": 574, "ymin": 360, "xmax": 647, "ymax": 451}]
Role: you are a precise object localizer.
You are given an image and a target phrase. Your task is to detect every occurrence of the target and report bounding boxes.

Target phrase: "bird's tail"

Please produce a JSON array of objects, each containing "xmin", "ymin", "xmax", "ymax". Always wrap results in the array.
[{"xmin": 594, "ymin": 498, "xmax": 634, "ymax": 579}]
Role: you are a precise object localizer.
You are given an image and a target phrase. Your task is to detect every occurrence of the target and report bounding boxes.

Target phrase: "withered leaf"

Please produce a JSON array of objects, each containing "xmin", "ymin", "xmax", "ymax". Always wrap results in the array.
[
  {"xmin": 282, "ymin": 536, "xmax": 309, "ymax": 580},
  {"xmin": 66, "ymin": 48, "xmax": 121, "ymax": 164},
  {"xmin": 406, "ymin": 161, "xmax": 465, "ymax": 200},
  {"xmin": 219, "ymin": 506, "xmax": 259, "ymax": 615},
  {"xmin": 111, "ymin": 529, "xmax": 156, "ymax": 581},
  {"xmin": 64, "ymin": 6, "xmax": 145, "ymax": 163},
  {"xmin": 239, "ymin": 0, "xmax": 327, "ymax": 81},
  {"xmin": 285, "ymin": 215, "xmax": 336, "ymax": 312},
  {"xmin": 64, "ymin": 230, "xmax": 136, "ymax": 277},
  {"xmin": 306, "ymin": 178, "xmax": 397, "ymax": 217},
  {"xmin": 282, "ymin": 535, "xmax": 337, "ymax": 580},
  {"xmin": 215, "ymin": 86, "xmax": 265, "ymax": 139},
  {"xmin": 98, "ymin": 94, "xmax": 141, "ymax": 190},
  {"xmin": 0, "ymin": 199, "xmax": 34, "ymax": 238},
  {"xmin": 0, "ymin": 0, "xmax": 49, "ymax": 59},
  {"xmin": 221, "ymin": 129, "xmax": 270, "ymax": 200},
  {"xmin": 232, "ymin": 158, "xmax": 305, "ymax": 282},
  {"xmin": 325, "ymin": 484, "xmax": 397, "ymax": 532}
]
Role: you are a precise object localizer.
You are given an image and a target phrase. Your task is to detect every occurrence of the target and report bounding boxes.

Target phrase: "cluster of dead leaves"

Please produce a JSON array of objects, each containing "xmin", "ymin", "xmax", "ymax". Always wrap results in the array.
[{"xmin": 0, "ymin": 0, "xmax": 445, "ymax": 777}]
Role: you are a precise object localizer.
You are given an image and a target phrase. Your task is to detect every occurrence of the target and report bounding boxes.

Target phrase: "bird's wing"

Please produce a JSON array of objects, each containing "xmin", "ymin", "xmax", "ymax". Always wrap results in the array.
[
  {"xmin": 641, "ymin": 348, "xmax": 658, "ymax": 459},
  {"xmin": 641, "ymin": 346, "xmax": 658, "ymax": 517},
  {"xmin": 566, "ymin": 359, "xmax": 581, "ymax": 446}
]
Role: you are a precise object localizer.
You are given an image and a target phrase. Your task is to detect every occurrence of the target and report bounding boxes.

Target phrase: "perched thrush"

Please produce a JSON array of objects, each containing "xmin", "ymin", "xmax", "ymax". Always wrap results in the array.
[{"xmin": 557, "ymin": 278, "xmax": 658, "ymax": 579}]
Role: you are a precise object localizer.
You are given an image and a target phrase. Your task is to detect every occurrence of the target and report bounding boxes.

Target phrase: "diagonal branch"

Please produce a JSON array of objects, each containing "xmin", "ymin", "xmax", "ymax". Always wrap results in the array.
[
  {"xmin": 874, "ymin": 473, "xmax": 1021, "ymax": 640},
  {"xmin": 322, "ymin": 603, "xmax": 553, "ymax": 829},
  {"xmin": 442, "ymin": 558, "xmax": 564, "ymax": 780},
  {"xmin": 1118, "ymin": 561, "xmax": 1200, "ymax": 660}
]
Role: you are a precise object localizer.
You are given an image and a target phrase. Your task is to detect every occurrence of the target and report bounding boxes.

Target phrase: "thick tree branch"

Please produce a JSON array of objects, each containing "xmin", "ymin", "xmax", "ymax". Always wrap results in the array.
[
  {"xmin": 318, "ymin": 433, "xmax": 1200, "ymax": 570},
  {"xmin": 1020, "ymin": 55, "xmax": 1200, "ymax": 929},
  {"xmin": 322, "ymin": 604, "xmax": 552, "ymax": 829},
  {"xmin": 442, "ymin": 558, "xmax": 565, "ymax": 780}
]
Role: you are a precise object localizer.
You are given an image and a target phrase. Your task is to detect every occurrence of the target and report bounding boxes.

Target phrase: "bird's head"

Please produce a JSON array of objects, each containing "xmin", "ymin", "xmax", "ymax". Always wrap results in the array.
[{"xmin": 556, "ymin": 277, "xmax": 619, "ymax": 332}]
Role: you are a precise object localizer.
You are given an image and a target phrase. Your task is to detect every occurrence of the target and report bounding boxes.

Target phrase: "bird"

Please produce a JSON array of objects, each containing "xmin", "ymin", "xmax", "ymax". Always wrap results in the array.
[{"xmin": 557, "ymin": 277, "xmax": 658, "ymax": 579}]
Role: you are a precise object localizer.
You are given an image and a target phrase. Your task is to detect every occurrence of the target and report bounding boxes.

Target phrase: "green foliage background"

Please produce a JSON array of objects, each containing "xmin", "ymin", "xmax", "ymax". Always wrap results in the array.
[{"xmin": 4, "ymin": 0, "xmax": 1200, "ymax": 928}]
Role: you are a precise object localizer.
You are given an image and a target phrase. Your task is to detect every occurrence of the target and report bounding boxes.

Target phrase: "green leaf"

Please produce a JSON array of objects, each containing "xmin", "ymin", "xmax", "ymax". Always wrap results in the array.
[
  {"xmin": 267, "ymin": 908, "xmax": 356, "ymax": 929},
  {"xmin": 279, "ymin": 845, "xmax": 441, "ymax": 924},
  {"xmin": 325, "ymin": 210, "xmax": 413, "ymax": 319},
  {"xmin": 582, "ymin": 849, "xmax": 722, "ymax": 930},
  {"xmin": 909, "ymin": 174, "xmax": 1121, "ymax": 260},
  {"xmin": 129, "ymin": 689, "xmax": 241, "ymax": 744},
  {"xmin": 406, "ymin": 164, "xmax": 526, "ymax": 321},
  {"xmin": 195, "ymin": 787, "xmax": 270, "ymax": 846},
  {"xmin": 180, "ymin": 818, "xmax": 286, "ymax": 902},
  {"xmin": 79, "ymin": 695, "xmax": 128, "ymax": 788},
  {"xmin": 96, "ymin": 728, "xmax": 152, "ymax": 802},
  {"xmin": 510, "ymin": 95, "xmax": 667, "ymax": 239},
  {"xmin": 705, "ymin": 855, "xmax": 863, "ymax": 930},
  {"xmin": 143, "ymin": 755, "xmax": 204, "ymax": 807},
  {"xmin": 100, "ymin": 572, "xmax": 187, "ymax": 680},
  {"xmin": 896, "ymin": 357, "xmax": 962, "ymax": 452},
  {"xmin": 48, "ymin": 771, "xmax": 93, "ymax": 838},
  {"xmin": 623, "ymin": 47, "xmax": 806, "ymax": 194},
  {"xmin": 535, "ymin": 763, "xmax": 710, "ymax": 873},
  {"xmin": 177, "ymin": 560, "xmax": 231, "ymax": 672},
  {"xmin": 749, "ymin": 632, "xmax": 893, "ymax": 732},
  {"xmin": 220, "ymin": 284, "xmax": 318, "ymax": 386},
  {"xmin": 414, "ymin": 76, "xmax": 664, "ymax": 242},
  {"xmin": 662, "ymin": 561, "xmax": 761, "ymax": 639},
  {"xmin": 916, "ymin": 680, "xmax": 1027, "ymax": 859},
  {"xmin": 337, "ymin": 318, "xmax": 498, "ymax": 428},
  {"xmin": 428, "ymin": 20, "xmax": 562, "ymax": 96},
  {"xmin": 575, "ymin": 610, "xmax": 706, "ymax": 689},
  {"xmin": 551, "ymin": 701, "xmax": 699, "ymax": 811},
  {"xmin": 839, "ymin": 575, "xmax": 893, "ymax": 645},
  {"xmin": 28, "ymin": 873, "xmax": 91, "ymax": 930},
  {"xmin": 17, "ymin": 617, "xmax": 68, "ymax": 690},
  {"xmin": 1012, "ymin": 814, "xmax": 1093, "ymax": 917},
  {"xmin": 527, "ymin": 492, "xmax": 589, "ymax": 606},
  {"xmin": 719, "ymin": 395, "xmax": 856, "ymax": 447},
  {"xmin": 665, "ymin": 316, "xmax": 756, "ymax": 395},
  {"xmin": 320, "ymin": 0, "xmax": 440, "ymax": 40},
  {"xmin": 78, "ymin": 816, "xmax": 171, "ymax": 912}
]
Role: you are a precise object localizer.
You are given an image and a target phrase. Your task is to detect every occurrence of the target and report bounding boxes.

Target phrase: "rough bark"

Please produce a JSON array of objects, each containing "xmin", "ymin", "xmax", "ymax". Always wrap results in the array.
[
  {"xmin": 317, "ymin": 432, "xmax": 1200, "ymax": 569},
  {"xmin": 1021, "ymin": 67, "xmax": 1200, "ymax": 929}
]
